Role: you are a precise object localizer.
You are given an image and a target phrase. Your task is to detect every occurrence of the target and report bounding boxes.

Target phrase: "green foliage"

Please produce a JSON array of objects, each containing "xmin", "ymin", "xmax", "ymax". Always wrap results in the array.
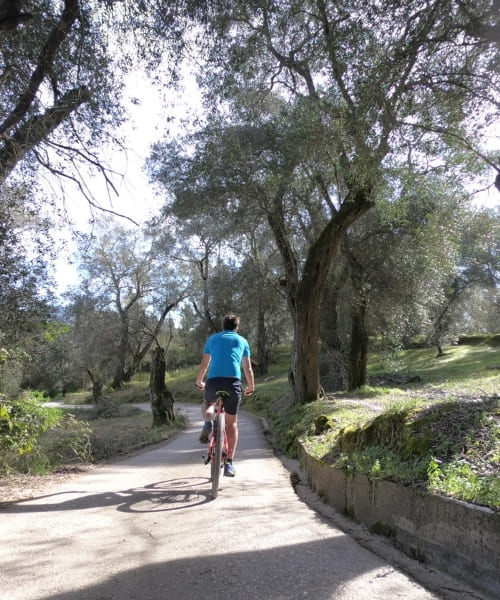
[
  {"xmin": 0, "ymin": 346, "xmax": 30, "ymax": 365},
  {"xmin": 0, "ymin": 394, "xmax": 62, "ymax": 460},
  {"xmin": 271, "ymin": 401, "xmax": 310, "ymax": 457},
  {"xmin": 241, "ymin": 391, "xmax": 273, "ymax": 418},
  {"xmin": 30, "ymin": 390, "xmax": 50, "ymax": 402},
  {"xmin": 334, "ymin": 446, "xmax": 430, "ymax": 482},
  {"xmin": 313, "ymin": 414, "xmax": 335, "ymax": 435},
  {"xmin": 240, "ymin": 343, "xmax": 500, "ymax": 510},
  {"xmin": 313, "ymin": 397, "xmax": 499, "ymax": 509},
  {"xmin": 44, "ymin": 416, "xmax": 93, "ymax": 465},
  {"xmin": 367, "ymin": 343, "xmax": 500, "ymax": 395},
  {"xmin": 8, "ymin": 415, "xmax": 93, "ymax": 475},
  {"xmin": 458, "ymin": 334, "xmax": 500, "ymax": 347},
  {"xmin": 1, "ymin": 389, "xmax": 186, "ymax": 476},
  {"xmin": 428, "ymin": 458, "xmax": 500, "ymax": 509},
  {"xmin": 89, "ymin": 399, "xmax": 124, "ymax": 419},
  {"xmin": 0, "ymin": 338, "xmax": 33, "ymax": 397},
  {"xmin": 42, "ymin": 322, "xmax": 71, "ymax": 343}
]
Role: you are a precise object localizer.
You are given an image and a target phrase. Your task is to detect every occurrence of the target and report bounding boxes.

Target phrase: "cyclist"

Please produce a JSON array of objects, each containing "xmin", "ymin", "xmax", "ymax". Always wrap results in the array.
[{"xmin": 195, "ymin": 314, "xmax": 255, "ymax": 477}]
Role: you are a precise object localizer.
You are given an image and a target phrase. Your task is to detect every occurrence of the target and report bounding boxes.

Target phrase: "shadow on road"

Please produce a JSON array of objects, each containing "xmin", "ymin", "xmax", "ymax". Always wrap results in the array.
[
  {"xmin": 19, "ymin": 536, "xmax": 434, "ymax": 600},
  {"xmin": 1, "ymin": 477, "xmax": 212, "ymax": 513}
]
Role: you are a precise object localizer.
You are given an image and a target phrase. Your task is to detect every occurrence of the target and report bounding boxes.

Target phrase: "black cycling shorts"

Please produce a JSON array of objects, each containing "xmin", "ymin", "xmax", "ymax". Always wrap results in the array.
[{"xmin": 204, "ymin": 377, "xmax": 242, "ymax": 415}]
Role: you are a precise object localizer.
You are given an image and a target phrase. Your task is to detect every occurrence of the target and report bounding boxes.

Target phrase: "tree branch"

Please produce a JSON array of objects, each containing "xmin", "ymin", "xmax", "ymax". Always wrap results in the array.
[
  {"xmin": 0, "ymin": 0, "xmax": 80, "ymax": 135},
  {"xmin": 0, "ymin": 86, "xmax": 90, "ymax": 185},
  {"xmin": 400, "ymin": 119, "xmax": 500, "ymax": 172}
]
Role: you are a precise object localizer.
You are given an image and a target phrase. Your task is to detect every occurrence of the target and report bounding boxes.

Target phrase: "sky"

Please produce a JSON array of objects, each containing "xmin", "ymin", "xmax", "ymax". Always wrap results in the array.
[
  {"xmin": 52, "ymin": 70, "xmax": 202, "ymax": 295},
  {"xmin": 62, "ymin": 71, "xmax": 195, "ymax": 227}
]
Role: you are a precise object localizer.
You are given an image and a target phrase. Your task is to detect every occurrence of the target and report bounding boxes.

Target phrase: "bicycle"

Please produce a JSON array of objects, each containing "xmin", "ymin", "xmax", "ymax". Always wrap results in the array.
[{"xmin": 203, "ymin": 390, "xmax": 229, "ymax": 499}]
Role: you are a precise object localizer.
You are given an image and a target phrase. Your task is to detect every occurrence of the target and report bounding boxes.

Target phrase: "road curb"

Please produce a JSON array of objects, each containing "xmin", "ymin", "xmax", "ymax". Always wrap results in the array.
[{"xmin": 297, "ymin": 444, "xmax": 500, "ymax": 599}]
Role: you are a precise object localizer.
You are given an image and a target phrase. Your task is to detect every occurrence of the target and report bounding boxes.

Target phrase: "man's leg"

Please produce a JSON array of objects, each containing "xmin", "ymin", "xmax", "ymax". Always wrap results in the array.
[
  {"xmin": 225, "ymin": 413, "xmax": 238, "ymax": 460},
  {"xmin": 199, "ymin": 399, "xmax": 214, "ymax": 444},
  {"xmin": 201, "ymin": 399, "xmax": 215, "ymax": 422}
]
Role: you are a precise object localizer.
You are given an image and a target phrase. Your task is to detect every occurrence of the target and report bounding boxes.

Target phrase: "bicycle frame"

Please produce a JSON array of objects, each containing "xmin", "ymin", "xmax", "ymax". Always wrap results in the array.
[{"xmin": 204, "ymin": 391, "xmax": 229, "ymax": 499}]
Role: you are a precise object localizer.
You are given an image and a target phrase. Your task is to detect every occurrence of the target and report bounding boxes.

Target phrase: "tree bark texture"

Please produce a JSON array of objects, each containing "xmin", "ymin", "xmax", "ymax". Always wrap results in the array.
[
  {"xmin": 348, "ymin": 296, "xmax": 368, "ymax": 390},
  {"xmin": 346, "ymin": 243, "xmax": 370, "ymax": 390},
  {"xmin": 149, "ymin": 347, "xmax": 175, "ymax": 427},
  {"xmin": 290, "ymin": 303, "xmax": 324, "ymax": 404},
  {"xmin": 0, "ymin": 0, "xmax": 89, "ymax": 186},
  {"xmin": 256, "ymin": 302, "xmax": 269, "ymax": 376},
  {"xmin": 86, "ymin": 369, "xmax": 103, "ymax": 403},
  {"xmin": 0, "ymin": 87, "xmax": 90, "ymax": 186},
  {"xmin": 287, "ymin": 189, "xmax": 374, "ymax": 403},
  {"xmin": 129, "ymin": 302, "xmax": 178, "ymax": 381},
  {"xmin": 112, "ymin": 315, "xmax": 129, "ymax": 389}
]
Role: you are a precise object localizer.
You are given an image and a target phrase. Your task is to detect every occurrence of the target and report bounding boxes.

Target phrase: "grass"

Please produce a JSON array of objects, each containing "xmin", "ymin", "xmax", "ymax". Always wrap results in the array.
[
  {"xmin": 245, "ymin": 340, "xmax": 499, "ymax": 511},
  {"xmin": 84, "ymin": 410, "xmax": 185, "ymax": 461},
  {"xmin": 45, "ymin": 378, "xmax": 153, "ymax": 406}
]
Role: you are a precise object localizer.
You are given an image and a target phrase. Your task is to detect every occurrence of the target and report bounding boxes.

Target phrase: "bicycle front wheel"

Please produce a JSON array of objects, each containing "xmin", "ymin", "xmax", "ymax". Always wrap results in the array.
[{"xmin": 211, "ymin": 412, "xmax": 225, "ymax": 498}]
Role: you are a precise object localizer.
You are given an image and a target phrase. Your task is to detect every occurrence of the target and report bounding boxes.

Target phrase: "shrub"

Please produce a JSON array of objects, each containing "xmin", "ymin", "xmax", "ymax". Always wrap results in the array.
[
  {"xmin": 0, "ymin": 395, "xmax": 61, "ymax": 455},
  {"xmin": 38, "ymin": 415, "xmax": 93, "ymax": 465},
  {"xmin": 0, "ymin": 394, "xmax": 62, "ymax": 473}
]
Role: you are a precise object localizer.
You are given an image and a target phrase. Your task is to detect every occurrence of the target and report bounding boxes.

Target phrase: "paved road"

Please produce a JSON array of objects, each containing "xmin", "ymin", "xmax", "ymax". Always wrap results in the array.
[{"xmin": 0, "ymin": 403, "xmax": 469, "ymax": 600}]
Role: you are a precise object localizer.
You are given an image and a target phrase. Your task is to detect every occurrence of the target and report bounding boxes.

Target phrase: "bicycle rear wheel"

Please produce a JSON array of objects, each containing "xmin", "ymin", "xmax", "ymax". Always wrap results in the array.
[{"xmin": 211, "ymin": 412, "xmax": 225, "ymax": 498}]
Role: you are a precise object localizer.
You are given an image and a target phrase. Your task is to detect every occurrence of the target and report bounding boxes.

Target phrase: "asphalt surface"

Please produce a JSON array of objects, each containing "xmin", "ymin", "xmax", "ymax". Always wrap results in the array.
[{"xmin": 0, "ymin": 403, "xmax": 478, "ymax": 600}]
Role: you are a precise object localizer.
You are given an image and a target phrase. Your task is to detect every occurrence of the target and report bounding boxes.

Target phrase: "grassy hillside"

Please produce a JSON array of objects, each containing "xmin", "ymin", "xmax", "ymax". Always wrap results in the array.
[{"xmin": 239, "ymin": 340, "xmax": 499, "ymax": 511}]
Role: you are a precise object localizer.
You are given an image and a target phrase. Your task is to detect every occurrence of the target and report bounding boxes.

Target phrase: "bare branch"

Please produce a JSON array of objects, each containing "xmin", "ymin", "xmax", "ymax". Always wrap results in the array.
[
  {"xmin": 0, "ymin": 0, "xmax": 80, "ymax": 135},
  {"xmin": 0, "ymin": 86, "xmax": 90, "ymax": 185}
]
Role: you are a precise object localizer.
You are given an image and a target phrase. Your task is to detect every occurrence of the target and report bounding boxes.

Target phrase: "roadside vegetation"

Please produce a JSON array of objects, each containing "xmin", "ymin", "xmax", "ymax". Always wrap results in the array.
[
  {"xmin": 241, "ymin": 337, "xmax": 500, "ymax": 511},
  {"xmin": 163, "ymin": 337, "xmax": 499, "ymax": 511},
  {"xmin": 0, "ymin": 373, "xmax": 185, "ymax": 496},
  {"xmin": 1, "ymin": 337, "xmax": 498, "ymax": 511}
]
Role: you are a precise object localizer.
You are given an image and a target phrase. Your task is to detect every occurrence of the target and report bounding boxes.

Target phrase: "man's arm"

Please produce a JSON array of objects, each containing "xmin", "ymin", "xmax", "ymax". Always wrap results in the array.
[
  {"xmin": 195, "ymin": 353, "xmax": 211, "ymax": 388},
  {"xmin": 242, "ymin": 356, "xmax": 255, "ymax": 395}
]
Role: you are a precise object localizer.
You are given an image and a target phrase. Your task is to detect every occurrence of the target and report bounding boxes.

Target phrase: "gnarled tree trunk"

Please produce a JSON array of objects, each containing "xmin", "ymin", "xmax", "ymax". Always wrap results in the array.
[
  {"xmin": 149, "ymin": 347, "xmax": 175, "ymax": 426},
  {"xmin": 280, "ymin": 188, "xmax": 374, "ymax": 404},
  {"xmin": 348, "ymin": 295, "xmax": 368, "ymax": 390},
  {"xmin": 346, "ymin": 243, "xmax": 370, "ymax": 390},
  {"xmin": 86, "ymin": 369, "xmax": 103, "ymax": 403}
]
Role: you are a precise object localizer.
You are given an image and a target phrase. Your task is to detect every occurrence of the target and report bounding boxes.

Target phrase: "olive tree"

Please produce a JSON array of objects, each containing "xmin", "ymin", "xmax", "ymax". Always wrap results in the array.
[
  {"xmin": 0, "ymin": 1, "xmax": 115, "ymax": 188},
  {"xmin": 76, "ymin": 219, "xmax": 188, "ymax": 389},
  {"xmin": 186, "ymin": 0, "xmax": 500, "ymax": 403},
  {"xmin": 0, "ymin": 185, "xmax": 55, "ymax": 396},
  {"xmin": 0, "ymin": 1, "xmax": 207, "ymax": 194}
]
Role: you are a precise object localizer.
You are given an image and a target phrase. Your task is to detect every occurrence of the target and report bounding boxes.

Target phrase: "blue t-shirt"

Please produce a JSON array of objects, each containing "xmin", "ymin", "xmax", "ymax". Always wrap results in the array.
[{"xmin": 204, "ymin": 330, "xmax": 251, "ymax": 379}]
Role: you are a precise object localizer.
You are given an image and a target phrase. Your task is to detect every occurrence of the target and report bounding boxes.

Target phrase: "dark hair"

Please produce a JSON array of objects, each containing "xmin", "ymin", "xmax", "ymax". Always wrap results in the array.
[{"xmin": 222, "ymin": 314, "xmax": 240, "ymax": 331}]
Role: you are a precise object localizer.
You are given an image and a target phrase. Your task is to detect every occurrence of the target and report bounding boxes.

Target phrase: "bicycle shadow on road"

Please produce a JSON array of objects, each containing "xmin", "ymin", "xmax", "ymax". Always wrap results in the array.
[{"xmin": 0, "ymin": 477, "xmax": 213, "ymax": 513}]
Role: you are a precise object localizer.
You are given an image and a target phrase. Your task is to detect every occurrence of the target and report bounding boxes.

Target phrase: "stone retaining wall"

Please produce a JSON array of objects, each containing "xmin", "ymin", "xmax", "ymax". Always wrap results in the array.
[{"xmin": 299, "ymin": 446, "xmax": 500, "ymax": 599}]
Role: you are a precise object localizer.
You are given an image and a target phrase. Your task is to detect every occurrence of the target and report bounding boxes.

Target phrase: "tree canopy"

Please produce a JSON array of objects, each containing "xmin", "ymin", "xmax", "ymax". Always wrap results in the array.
[{"xmin": 149, "ymin": 0, "xmax": 499, "ymax": 402}]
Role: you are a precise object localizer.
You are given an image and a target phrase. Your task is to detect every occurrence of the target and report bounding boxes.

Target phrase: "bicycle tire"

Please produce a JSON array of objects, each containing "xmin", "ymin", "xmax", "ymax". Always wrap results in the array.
[
  {"xmin": 210, "ymin": 418, "xmax": 217, "ymax": 484},
  {"xmin": 211, "ymin": 411, "xmax": 225, "ymax": 498}
]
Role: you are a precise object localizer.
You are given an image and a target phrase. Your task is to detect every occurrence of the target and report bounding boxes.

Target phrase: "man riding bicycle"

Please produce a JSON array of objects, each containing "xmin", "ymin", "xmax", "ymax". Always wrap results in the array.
[{"xmin": 195, "ymin": 314, "xmax": 255, "ymax": 477}]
